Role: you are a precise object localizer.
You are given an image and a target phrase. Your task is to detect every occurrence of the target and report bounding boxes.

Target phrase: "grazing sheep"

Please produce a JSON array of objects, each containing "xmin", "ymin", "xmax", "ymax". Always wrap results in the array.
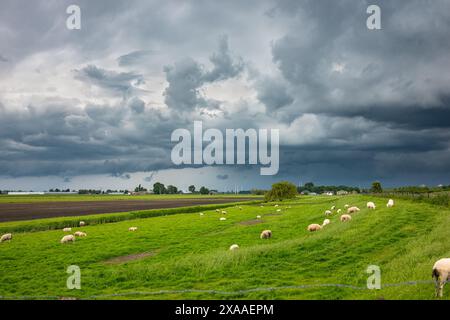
[
  {"xmin": 367, "ymin": 201, "xmax": 376, "ymax": 209},
  {"xmin": 220, "ymin": 217, "xmax": 227, "ymax": 221},
  {"xmin": 79, "ymin": 221, "xmax": 86, "ymax": 227},
  {"xmin": 274, "ymin": 204, "xmax": 279, "ymax": 207},
  {"xmin": 432, "ymin": 258, "xmax": 450, "ymax": 298},
  {"xmin": 61, "ymin": 235, "xmax": 75, "ymax": 244},
  {"xmin": 331, "ymin": 206, "xmax": 336, "ymax": 210},
  {"xmin": 276, "ymin": 209, "xmax": 282, "ymax": 212},
  {"xmin": 337, "ymin": 209, "xmax": 342, "ymax": 214},
  {"xmin": 129, "ymin": 227, "xmax": 138, "ymax": 231},
  {"xmin": 260, "ymin": 230, "xmax": 272, "ymax": 239},
  {"xmin": 74, "ymin": 231, "xmax": 87, "ymax": 237},
  {"xmin": 387, "ymin": 199, "xmax": 395, "ymax": 208},
  {"xmin": 63, "ymin": 227, "xmax": 72, "ymax": 232},
  {"xmin": 340, "ymin": 214, "xmax": 352, "ymax": 222},
  {"xmin": 322, "ymin": 219, "xmax": 331, "ymax": 227},
  {"xmin": 344, "ymin": 204, "xmax": 349, "ymax": 209},
  {"xmin": 347, "ymin": 206, "xmax": 360, "ymax": 214},
  {"xmin": 199, "ymin": 212, "xmax": 204, "ymax": 216},
  {"xmin": 238, "ymin": 206, "xmax": 243, "ymax": 210},
  {"xmin": 0, "ymin": 233, "xmax": 12, "ymax": 243},
  {"xmin": 256, "ymin": 215, "xmax": 262, "ymax": 219},
  {"xmin": 229, "ymin": 244, "xmax": 239, "ymax": 251},
  {"xmin": 324, "ymin": 210, "xmax": 332, "ymax": 216},
  {"xmin": 221, "ymin": 210, "xmax": 227, "ymax": 214},
  {"xmin": 216, "ymin": 209, "xmax": 220, "ymax": 212},
  {"xmin": 307, "ymin": 224, "xmax": 322, "ymax": 232}
]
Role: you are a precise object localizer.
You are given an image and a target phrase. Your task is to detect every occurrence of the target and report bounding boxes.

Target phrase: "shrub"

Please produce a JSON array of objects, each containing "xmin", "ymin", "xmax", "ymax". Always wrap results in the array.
[{"xmin": 264, "ymin": 181, "xmax": 298, "ymax": 202}]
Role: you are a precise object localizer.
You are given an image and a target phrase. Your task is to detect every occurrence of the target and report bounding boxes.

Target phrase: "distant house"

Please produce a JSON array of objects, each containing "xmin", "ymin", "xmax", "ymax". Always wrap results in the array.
[
  {"xmin": 323, "ymin": 191, "xmax": 334, "ymax": 196},
  {"xmin": 336, "ymin": 190, "xmax": 349, "ymax": 196},
  {"xmin": 7, "ymin": 192, "xmax": 45, "ymax": 195}
]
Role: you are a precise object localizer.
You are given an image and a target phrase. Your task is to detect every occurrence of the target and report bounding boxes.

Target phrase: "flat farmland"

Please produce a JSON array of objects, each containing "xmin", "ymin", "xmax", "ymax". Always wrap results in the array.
[{"xmin": 0, "ymin": 197, "xmax": 259, "ymax": 222}]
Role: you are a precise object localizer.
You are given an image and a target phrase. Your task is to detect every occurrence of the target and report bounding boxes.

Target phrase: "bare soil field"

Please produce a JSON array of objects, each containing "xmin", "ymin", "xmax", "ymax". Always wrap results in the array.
[{"xmin": 0, "ymin": 198, "xmax": 255, "ymax": 222}]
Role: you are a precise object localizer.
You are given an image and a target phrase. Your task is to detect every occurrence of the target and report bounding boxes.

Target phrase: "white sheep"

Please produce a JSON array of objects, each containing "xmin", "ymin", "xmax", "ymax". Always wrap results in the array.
[
  {"xmin": 347, "ymin": 206, "xmax": 360, "ymax": 214},
  {"xmin": 221, "ymin": 210, "xmax": 227, "ymax": 214},
  {"xmin": 79, "ymin": 221, "xmax": 86, "ymax": 227},
  {"xmin": 307, "ymin": 224, "xmax": 322, "ymax": 232},
  {"xmin": 367, "ymin": 201, "xmax": 376, "ymax": 209},
  {"xmin": 129, "ymin": 227, "xmax": 138, "ymax": 231},
  {"xmin": 387, "ymin": 199, "xmax": 394, "ymax": 208},
  {"xmin": 337, "ymin": 209, "xmax": 342, "ymax": 214},
  {"xmin": 432, "ymin": 258, "xmax": 450, "ymax": 298},
  {"xmin": 199, "ymin": 212, "xmax": 204, "ymax": 216},
  {"xmin": 340, "ymin": 214, "xmax": 352, "ymax": 222},
  {"xmin": 344, "ymin": 204, "xmax": 349, "ymax": 209},
  {"xmin": 220, "ymin": 217, "xmax": 227, "ymax": 221},
  {"xmin": 274, "ymin": 204, "xmax": 279, "ymax": 207},
  {"xmin": 324, "ymin": 210, "xmax": 332, "ymax": 216},
  {"xmin": 74, "ymin": 231, "xmax": 87, "ymax": 237},
  {"xmin": 322, "ymin": 219, "xmax": 331, "ymax": 227},
  {"xmin": 256, "ymin": 215, "xmax": 262, "ymax": 219},
  {"xmin": 0, "ymin": 233, "xmax": 12, "ymax": 242},
  {"xmin": 229, "ymin": 244, "xmax": 239, "ymax": 251},
  {"xmin": 331, "ymin": 206, "xmax": 336, "ymax": 210},
  {"xmin": 63, "ymin": 227, "xmax": 72, "ymax": 232},
  {"xmin": 260, "ymin": 230, "xmax": 272, "ymax": 239},
  {"xmin": 276, "ymin": 209, "xmax": 282, "ymax": 212},
  {"xmin": 61, "ymin": 235, "xmax": 75, "ymax": 244}
]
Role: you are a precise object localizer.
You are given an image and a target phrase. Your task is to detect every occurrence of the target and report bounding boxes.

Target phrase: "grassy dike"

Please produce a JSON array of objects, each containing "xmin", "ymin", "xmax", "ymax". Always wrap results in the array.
[{"xmin": 0, "ymin": 195, "xmax": 449, "ymax": 300}]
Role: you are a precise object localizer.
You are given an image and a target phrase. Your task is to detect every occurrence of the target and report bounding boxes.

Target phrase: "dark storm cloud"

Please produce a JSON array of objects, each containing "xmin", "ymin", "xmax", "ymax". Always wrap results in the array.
[
  {"xmin": 75, "ymin": 65, "xmax": 144, "ymax": 96},
  {"xmin": 216, "ymin": 174, "xmax": 229, "ymax": 180},
  {"xmin": 1, "ymin": 0, "xmax": 450, "ymax": 188}
]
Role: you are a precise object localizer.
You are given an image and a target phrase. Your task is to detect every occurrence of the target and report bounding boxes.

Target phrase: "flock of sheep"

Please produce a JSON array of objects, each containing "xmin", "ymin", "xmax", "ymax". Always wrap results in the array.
[{"xmin": 1, "ymin": 197, "xmax": 449, "ymax": 298}]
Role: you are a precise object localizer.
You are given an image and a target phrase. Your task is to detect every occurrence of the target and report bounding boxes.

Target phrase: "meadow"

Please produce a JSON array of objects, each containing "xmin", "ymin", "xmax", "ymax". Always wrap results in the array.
[{"xmin": 0, "ymin": 195, "xmax": 449, "ymax": 300}]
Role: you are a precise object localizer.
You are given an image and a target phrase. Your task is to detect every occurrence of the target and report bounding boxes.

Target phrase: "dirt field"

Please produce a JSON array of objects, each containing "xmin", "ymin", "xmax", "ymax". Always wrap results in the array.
[{"xmin": 0, "ymin": 198, "xmax": 255, "ymax": 222}]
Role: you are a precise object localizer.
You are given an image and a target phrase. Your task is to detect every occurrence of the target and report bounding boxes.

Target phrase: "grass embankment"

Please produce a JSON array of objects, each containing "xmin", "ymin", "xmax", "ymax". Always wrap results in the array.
[{"xmin": 0, "ymin": 195, "xmax": 449, "ymax": 300}]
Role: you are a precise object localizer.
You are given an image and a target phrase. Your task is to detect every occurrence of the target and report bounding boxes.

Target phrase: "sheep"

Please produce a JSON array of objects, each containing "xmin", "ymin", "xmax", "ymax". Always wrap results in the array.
[
  {"xmin": 220, "ymin": 217, "xmax": 227, "ymax": 221},
  {"xmin": 324, "ymin": 210, "xmax": 332, "ymax": 216},
  {"xmin": 229, "ymin": 244, "xmax": 239, "ymax": 251},
  {"xmin": 337, "ymin": 209, "xmax": 342, "ymax": 214},
  {"xmin": 387, "ymin": 199, "xmax": 395, "ymax": 208},
  {"xmin": 256, "ymin": 215, "xmax": 262, "ymax": 219},
  {"xmin": 74, "ymin": 231, "xmax": 87, "ymax": 237},
  {"xmin": 221, "ymin": 210, "xmax": 227, "ymax": 214},
  {"xmin": 79, "ymin": 221, "xmax": 86, "ymax": 227},
  {"xmin": 307, "ymin": 224, "xmax": 322, "ymax": 232},
  {"xmin": 0, "ymin": 233, "xmax": 12, "ymax": 243},
  {"xmin": 129, "ymin": 227, "xmax": 138, "ymax": 231},
  {"xmin": 260, "ymin": 230, "xmax": 272, "ymax": 239},
  {"xmin": 276, "ymin": 209, "xmax": 282, "ymax": 212},
  {"xmin": 216, "ymin": 209, "xmax": 220, "ymax": 212},
  {"xmin": 367, "ymin": 201, "xmax": 376, "ymax": 209},
  {"xmin": 344, "ymin": 204, "xmax": 349, "ymax": 209},
  {"xmin": 331, "ymin": 206, "xmax": 336, "ymax": 210},
  {"xmin": 347, "ymin": 206, "xmax": 360, "ymax": 214},
  {"xmin": 340, "ymin": 214, "xmax": 352, "ymax": 222},
  {"xmin": 432, "ymin": 258, "xmax": 450, "ymax": 298},
  {"xmin": 61, "ymin": 235, "xmax": 75, "ymax": 244},
  {"xmin": 199, "ymin": 212, "xmax": 204, "ymax": 216},
  {"xmin": 322, "ymin": 219, "xmax": 331, "ymax": 227},
  {"xmin": 63, "ymin": 227, "xmax": 72, "ymax": 232}
]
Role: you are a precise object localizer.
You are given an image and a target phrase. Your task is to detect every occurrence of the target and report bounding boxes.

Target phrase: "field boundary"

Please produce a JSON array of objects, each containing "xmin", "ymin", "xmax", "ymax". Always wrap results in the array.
[
  {"xmin": 0, "ymin": 280, "xmax": 442, "ymax": 300},
  {"xmin": 0, "ymin": 200, "xmax": 262, "ymax": 234}
]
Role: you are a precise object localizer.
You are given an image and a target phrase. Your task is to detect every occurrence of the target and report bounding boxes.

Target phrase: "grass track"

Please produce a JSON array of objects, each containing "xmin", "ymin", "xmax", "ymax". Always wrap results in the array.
[{"xmin": 0, "ymin": 195, "xmax": 449, "ymax": 300}]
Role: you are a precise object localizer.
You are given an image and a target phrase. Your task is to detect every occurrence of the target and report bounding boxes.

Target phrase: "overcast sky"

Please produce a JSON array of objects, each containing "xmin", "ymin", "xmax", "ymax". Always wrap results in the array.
[{"xmin": 1, "ymin": 0, "xmax": 450, "ymax": 191}]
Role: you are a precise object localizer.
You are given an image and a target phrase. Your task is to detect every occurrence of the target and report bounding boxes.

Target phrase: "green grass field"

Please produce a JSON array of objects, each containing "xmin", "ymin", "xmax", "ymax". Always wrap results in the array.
[
  {"xmin": 0, "ymin": 193, "xmax": 259, "ymax": 204},
  {"xmin": 0, "ymin": 195, "xmax": 449, "ymax": 300}
]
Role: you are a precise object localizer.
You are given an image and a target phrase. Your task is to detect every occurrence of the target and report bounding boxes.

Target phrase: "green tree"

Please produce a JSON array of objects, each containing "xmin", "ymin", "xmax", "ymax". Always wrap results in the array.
[
  {"xmin": 371, "ymin": 181, "xmax": 383, "ymax": 193},
  {"xmin": 199, "ymin": 186, "xmax": 209, "ymax": 195},
  {"xmin": 153, "ymin": 182, "xmax": 166, "ymax": 194},
  {"xmin": 264, "ymin": 181, "xmax": 298, "ymax": 202},
  {"xmin": 188, "ymin": 185, "xmax": 196, "ymax": 193},
  {"xmin": 134, "ymin": 184, "xmax": 147, "ymax": 192},
  {"xmin": 167, "ymin": 185, "xmax": 178, "ymax": 194}
]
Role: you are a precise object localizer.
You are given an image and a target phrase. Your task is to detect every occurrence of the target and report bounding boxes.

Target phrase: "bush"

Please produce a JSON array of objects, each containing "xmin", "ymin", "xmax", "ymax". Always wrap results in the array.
[{"xmin": 264, "ymin": 181, "xmax": 298, "ymax": 202}]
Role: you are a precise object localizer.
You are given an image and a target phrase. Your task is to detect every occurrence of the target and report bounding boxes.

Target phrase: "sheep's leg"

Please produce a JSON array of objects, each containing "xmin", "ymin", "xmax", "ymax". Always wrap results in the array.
[
  {"xmin": 439, "ymin": 272, "xmax": 448, "ymax": 298},
  {"xmin": 435, "ymin": 278, "xmax": 441, "ymax": 298}
]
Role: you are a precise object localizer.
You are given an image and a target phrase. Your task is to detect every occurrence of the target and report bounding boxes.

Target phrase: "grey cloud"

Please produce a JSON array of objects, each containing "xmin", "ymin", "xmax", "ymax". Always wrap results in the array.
[
  {"xmin": 216, "ymin": 174, "xmax": 229, "ymax": 180},
  {"xmin": 117, "ymin": 50, "xmax": 156, "ymax": 66}
]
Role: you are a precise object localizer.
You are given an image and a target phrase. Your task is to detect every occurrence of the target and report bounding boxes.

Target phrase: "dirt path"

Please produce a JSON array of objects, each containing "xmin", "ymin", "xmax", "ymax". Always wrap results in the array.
[{"xmin": 0, "ymin": 198, "xmax": 255, "ymax": 222}]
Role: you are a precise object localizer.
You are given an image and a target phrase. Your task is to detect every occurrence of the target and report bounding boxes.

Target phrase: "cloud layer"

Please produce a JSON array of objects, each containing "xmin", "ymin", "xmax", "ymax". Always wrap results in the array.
[{"xmin": 0, "ymin": 0, "xmax": 450, "ymax": 188}]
